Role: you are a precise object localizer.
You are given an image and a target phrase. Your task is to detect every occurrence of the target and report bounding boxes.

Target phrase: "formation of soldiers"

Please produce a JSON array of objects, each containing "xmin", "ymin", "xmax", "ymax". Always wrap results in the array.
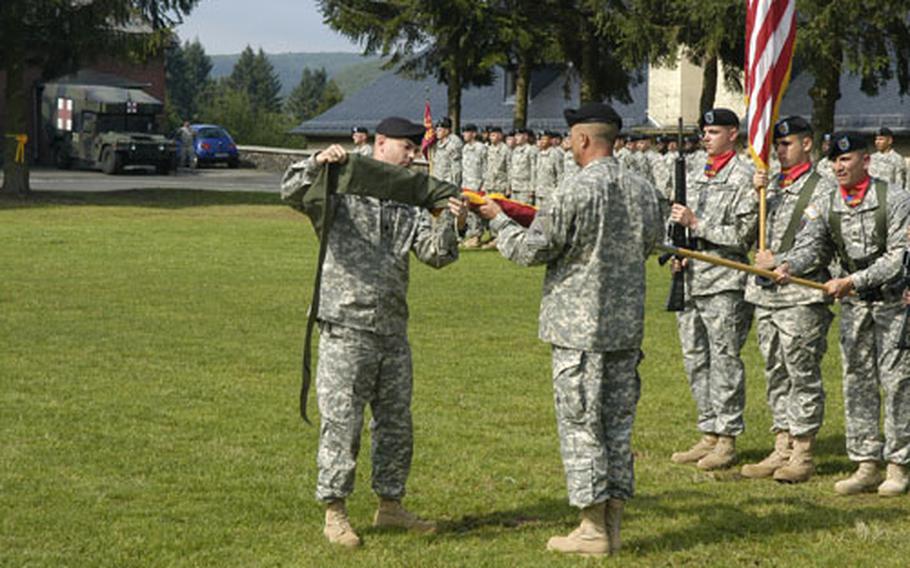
[{"xmin": 289, "ymin": 113, "xmax": 910, "ymax": 557}]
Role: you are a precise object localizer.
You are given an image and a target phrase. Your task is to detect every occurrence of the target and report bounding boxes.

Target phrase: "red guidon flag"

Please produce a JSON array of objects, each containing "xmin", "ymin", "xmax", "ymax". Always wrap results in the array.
[
  {"xmin": 745, "ymin": 0, "xmax": 797, "ymax": 170},
  {"xmin": 421, "ymin": 99, "xmax": 436, "ymax": 159},
  {"xmin": 462, "ymin": 189, "xmax": 538, "ymax": 228}
]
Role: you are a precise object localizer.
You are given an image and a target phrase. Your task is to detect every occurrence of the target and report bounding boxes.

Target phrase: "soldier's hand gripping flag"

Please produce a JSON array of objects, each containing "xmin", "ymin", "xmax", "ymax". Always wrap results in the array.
[{"xmin": 462, "ymin": 189, "xmax": 538, "ymax": 228}]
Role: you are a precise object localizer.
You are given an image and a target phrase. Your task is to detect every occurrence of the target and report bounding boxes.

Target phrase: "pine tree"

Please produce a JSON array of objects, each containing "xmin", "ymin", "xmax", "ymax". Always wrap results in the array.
[{"xmin": 285, "ymin": 67, "xmax": 343, "ymax": 122}]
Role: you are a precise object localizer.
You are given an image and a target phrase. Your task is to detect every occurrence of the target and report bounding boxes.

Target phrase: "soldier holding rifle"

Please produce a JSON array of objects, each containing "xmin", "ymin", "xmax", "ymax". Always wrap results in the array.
[
  {"xmin": 668, "ymin": 108, "xmax": 757, "ymax": 471},
  {"xmin": 766, "ymin": 133, "xmax": 910, "ymax": 497}
]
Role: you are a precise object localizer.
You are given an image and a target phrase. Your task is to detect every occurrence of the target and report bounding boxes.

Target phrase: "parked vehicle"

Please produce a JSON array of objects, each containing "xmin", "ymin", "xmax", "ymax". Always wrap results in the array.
[
  {"xmin": 174, "ymin": 124, "xmax": 239, "ymax": 168},
  {"xmin": 43, "ymin": 82, "xmax": 177, "ymax": 175}
]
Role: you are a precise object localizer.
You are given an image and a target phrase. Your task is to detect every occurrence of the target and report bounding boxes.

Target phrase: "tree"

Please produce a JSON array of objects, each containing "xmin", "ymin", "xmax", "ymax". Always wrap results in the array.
[
  {"xmin": 228, "ymin": 46, "xmax": 282, "ymax": 114},
  {"xmin": 318, "ymin": 0, "xmax": 500, "ymax": 130},
  {"xmin": 0, "ymin": 0, "xmax": 199, "ymax": 196},
  {"xmin": 796, "ymin": 0, "xmax": 910, "ymax": 140},
  {"xmin": 285, "ymin": 67, "xmax": 344, "ymax": 122},
  {"xmin": 166, "ymin": 38, "xmax": 213, "ymax": 125}
]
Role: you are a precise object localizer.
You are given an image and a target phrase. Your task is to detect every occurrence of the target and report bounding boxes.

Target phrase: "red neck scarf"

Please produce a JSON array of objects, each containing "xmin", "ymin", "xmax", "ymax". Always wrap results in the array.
[
  {"xmin": 704, "ymin": 150, "xmax": 735, "ymax": 178},
  {"xmin": 840, "ymin": 175, "xmax": 871, "ymax": 207},
  {"xmin": 777, "ymin": 161, "xmax": 812, "ymax": 188}
]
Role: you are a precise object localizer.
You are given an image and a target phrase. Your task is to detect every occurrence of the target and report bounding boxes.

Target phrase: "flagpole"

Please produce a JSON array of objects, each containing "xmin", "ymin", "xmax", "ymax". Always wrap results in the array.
[{"xmin": 759, "ymin": 182, "xmax": 767, "ymax": 251}]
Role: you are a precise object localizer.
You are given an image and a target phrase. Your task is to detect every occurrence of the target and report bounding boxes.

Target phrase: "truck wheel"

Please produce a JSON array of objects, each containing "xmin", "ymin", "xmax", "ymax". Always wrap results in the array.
[{"xmin": 101, "ymin": 147, "xmax": 122, "ymax": 175}]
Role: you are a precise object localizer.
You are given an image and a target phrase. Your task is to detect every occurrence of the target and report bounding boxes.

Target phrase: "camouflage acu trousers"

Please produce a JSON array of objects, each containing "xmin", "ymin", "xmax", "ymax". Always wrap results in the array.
[
  {"xmin": 840, "ymin": 300, "xmax": 910, "ymax": 465},
  {"xmin": 552, "ymin": 346, "xmax": 641, "ymax": 507},
  {"xmin": 755, "ymin": 304, "xmax": 833, "ymax": 437},
  {"xmin": 314, "ymin": 322, "xmax": 414, "ymax": 502},
  {"xmin": 464, "ymin": 210, "xmax": 488, "ymax": 239},
  {"xmin": 676, "ymin": 292, "xmax": 753, "ymax": 436}
]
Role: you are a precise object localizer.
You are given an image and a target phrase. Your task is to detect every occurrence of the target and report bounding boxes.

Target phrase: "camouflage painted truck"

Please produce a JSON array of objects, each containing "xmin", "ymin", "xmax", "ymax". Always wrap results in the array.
[{"xmin": 42, "ymin": 82, "xmax": 177, "ymax": 174}]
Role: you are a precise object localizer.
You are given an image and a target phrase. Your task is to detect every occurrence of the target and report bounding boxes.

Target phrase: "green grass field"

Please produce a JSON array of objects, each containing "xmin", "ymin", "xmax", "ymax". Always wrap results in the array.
[{"xmin": 2, "ymin": 190, "xmax": 909, "ymax": 567}]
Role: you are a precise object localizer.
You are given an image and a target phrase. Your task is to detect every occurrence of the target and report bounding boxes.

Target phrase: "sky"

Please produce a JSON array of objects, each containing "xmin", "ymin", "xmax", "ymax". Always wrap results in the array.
[{"xmin": 174, "ymin": 0, "xmax": 362, "ymax": 55}]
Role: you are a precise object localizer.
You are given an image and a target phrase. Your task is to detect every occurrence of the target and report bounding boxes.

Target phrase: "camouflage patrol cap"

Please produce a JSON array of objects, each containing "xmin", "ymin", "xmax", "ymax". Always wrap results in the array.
[
  {"xmin": 699, "ymin": 108, "xmax": 739, "ymax": 129},
  {"xmin": 376, "ymin": 116, "xmax": 425, "ymax": 145},
  {"xmin": 773, "ymin": 116, "xmax": 812, "ymax": 140},
  {"xmin": 828, "ymin": 132, "xmax": 868, "ymax": 159},
  {"xmin": 563, "ymin": 102, "xmax": 623, "ymax": 130}
]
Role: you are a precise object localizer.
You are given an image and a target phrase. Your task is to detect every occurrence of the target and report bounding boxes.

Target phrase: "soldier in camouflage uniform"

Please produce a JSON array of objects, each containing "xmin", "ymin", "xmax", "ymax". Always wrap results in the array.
[
  {"xmin": 669, "ymin": 109, "xmax": 757, "ymax": 471},
  {"xmin": 510, "ymin": 128, "xmax": 538, "ymax": 204},
  {"xmin": 483, "ymin": 126, "xmax": 510, "ymax": 193},
  {"xmin": 620, "ymin": 133, "xmax": 655, "ymax": 185},
  {"xmin": 816, "ymin": 135, "xmax": 836, "ymax": 183},
  {"xmin": 640, "ymin": 134, "xmax": 670, "ymax": 198},
  {"xmin": 280, "ymin": 117, "xmax": 467, "ymax": 547},
  {"xmin": 477, "ymin": 102, "xmax": 661, "ymax": 556},
  {"xmin": 742, "ymin": 117, "xmax": 835, "ymax": 483},
  {"xmin": 461, "ymin": 124, "xmax": 489, "ymax": 248},
  {"xmin": 773, "ymin": 132, "xmax": 910, "ymax": 497},
  {"xmin": 870, "ymin": 127, "xmax": 907, "ymax": 190},
  {"xmin": 432, "ymin": 117, "xmax": 463, "ymax": 187},
  {"xmin": 351, "ymin": 126, "xmax": 372, "ymax": 157},
  {"xmin": 534, "ymin": 131, "xmax": 563, "ymax": 206}
]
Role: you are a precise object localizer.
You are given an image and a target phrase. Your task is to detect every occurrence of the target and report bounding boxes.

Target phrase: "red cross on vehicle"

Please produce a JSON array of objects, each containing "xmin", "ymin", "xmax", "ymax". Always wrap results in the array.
[{"xmin": 56, "ymin": 97, "xmax": 73, "ymax": 131}]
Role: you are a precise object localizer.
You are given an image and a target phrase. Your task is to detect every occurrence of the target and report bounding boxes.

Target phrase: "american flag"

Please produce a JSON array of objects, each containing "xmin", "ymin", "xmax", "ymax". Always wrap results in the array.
[{"xmin": 745, "ymin": 0, "xmax": 797, "ymax": 170}]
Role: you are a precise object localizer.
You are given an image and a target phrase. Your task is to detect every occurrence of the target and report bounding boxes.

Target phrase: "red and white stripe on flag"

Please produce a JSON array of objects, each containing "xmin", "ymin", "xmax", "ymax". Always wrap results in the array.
[
  {"xmin": 746, "ymin": 0, "xmax": 797, "ymax": 170},
  {"xmin": 56, "ymin": 97, "xmax": 73, "ymax": 132}
]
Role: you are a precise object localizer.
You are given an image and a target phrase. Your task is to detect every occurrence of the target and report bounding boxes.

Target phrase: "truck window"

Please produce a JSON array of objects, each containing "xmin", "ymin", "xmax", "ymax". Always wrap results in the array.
[{"xmin": 82, "ymin": 112, "xmax": 96, "ymax": 134}]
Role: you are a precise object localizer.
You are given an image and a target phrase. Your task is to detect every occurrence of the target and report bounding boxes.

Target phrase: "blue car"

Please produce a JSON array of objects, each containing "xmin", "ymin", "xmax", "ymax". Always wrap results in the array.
[{"xmin": 175, "ymin": 124, "xmax": 239, "ymax": 168}]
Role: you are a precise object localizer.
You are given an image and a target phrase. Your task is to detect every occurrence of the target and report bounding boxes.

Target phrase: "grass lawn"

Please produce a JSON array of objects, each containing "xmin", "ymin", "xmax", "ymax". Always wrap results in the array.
[{"xmin": 2, "ymin": 190, "xmax": 909, "ymax": 567}]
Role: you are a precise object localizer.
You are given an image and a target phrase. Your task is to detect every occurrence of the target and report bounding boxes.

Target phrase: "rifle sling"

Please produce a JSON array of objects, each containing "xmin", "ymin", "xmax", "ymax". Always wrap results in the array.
[{"xmin": 777, "ymin": 172, "xmax": 821, "ymax": 253}]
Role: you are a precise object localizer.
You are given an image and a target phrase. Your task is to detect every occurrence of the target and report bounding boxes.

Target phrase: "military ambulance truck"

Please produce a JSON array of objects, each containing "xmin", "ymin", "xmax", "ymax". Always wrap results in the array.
[{"xmin": 42, "ymin": 83, "xmax": 177, "ymax": 174}]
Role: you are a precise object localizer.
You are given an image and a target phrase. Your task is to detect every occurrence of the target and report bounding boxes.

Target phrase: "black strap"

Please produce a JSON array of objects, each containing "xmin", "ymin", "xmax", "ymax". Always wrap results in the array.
[
  {"xmin": 829, "ymin": 179, "xmax": 888, "ymax": 274},
  {"xmin": 300, "ymin": 164, "xmax": 338, "ymax": 424},
  {"xmin": 777, "ymin": 172, "xmax": 820, "ymax": 253}
]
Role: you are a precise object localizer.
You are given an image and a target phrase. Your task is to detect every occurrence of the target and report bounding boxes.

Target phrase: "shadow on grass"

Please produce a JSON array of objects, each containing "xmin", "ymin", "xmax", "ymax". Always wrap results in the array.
[
  {"xmin": 629, "ymin": 490, "xmax": 904, "ymax": 554},
  {"xmin": 422, "ymin": 497, "xmax": 570, "ymax": 537},
  {"xmin": 0, "ymin": 189, "xmax": 281, "ymax": 210}
]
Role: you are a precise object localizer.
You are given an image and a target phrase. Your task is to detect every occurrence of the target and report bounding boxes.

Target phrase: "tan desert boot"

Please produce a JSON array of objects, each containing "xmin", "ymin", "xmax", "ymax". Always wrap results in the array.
[
  {"xmin": 834, "ymin": 462, "xmax": 883, "ymax": 495},
  {"xmin": 878, "ymin": 463, "xmax": 909, "ymax": 497},
  {"xmin": 774, "ymin": 434, "xmax": 815, "ymax": 483},
  {"xmin": 671, "ymin": 434, "xmax": 718, "ymax": 464},
  {"xmin": 697, "ymin": 435, "xmax": 737, "ymax": 470},
  {"xmin": 742, "ymin": 431, "xmax": 791, "ymax": 479},
  {"xmin": 373, "ymin": 499, "xmax": 437, "ymax": 533},
  {"xmin": 324, "ymin": 500, "xmax": 362, "ymax": 548},
  {"xmin": 604, "ymin": 498, "xmax": 624, "ymax": 556},
  {"xmin": 546, "ymin": 502, "xmax": 608, "ymax": 556}
]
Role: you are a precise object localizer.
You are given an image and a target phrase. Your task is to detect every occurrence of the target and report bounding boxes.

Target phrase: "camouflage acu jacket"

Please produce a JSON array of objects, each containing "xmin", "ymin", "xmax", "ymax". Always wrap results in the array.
[
  {"xmin": 433, "ymin": 135, "xmax": 463, "ymax": 186},
  {"xmin": 492, "ymin": 156, "xmax": 662, "ymax": 352},
  {"xmin": 462, "ymin": 140, "xmax": 487, "ymax": 190},
  {"xmin": 483, "ymin": 143, "xmax": 511, "ymax": 192}
]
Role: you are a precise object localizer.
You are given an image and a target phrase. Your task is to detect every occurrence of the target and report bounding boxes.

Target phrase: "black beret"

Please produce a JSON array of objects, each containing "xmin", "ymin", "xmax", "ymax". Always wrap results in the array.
[
  {"xmin": 516, "ymin": 127, "xmax": 532, "ymax": 135},
  {"xmin": 564, "ymin": 102, "xmax": 623, "ymax": 130},
  {"xmin": 878, "ymin": 127, "xmax": 894, "ymax": 137},
  {"xmin": 376, "ymin": 116, "xmax": 425, "ymax": 145},
  {"xmin": 435, "ymin": 117, "xmax": 452, "ymax": 129},
  {"xmin": 773, "ymin": 116, "xmax": 812, "ymax": 140},
  {"xmin": 685, "ymin": 133, "xmax": 701, "ymax": 144},
  {"xmin": 699, "ymin": 108, "xmax": 740, "ymax": 129},
  {"xmin": 536, "ymin": 130, "xmax": 550, "ymax": 138},
  {"xmin": 462, "ymin": 123, "xmax": 478, "ymax": 132},
  {"xmin": 488, "ymin": 126, "xmax": 503, "ymax": 134},
  {"xmin": 823, "ymin": 133, "xmax": 832, "ymax": 142},
  {"xmin": 351, "ymin": 126, "xmax": 368, "ymax": 134},
  {"xmin": 507, "ymin": 130, "xmax": 516, "ymax": 137},
  {"xmin": 828, "ymin": 132, "xmax": 868, "ymax": 159}
]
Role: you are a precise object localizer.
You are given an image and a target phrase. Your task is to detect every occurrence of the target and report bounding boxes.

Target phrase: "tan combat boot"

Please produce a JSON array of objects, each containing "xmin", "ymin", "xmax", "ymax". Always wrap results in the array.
[
  {"xmin": 697, "ymin": 435, "xmax": 737, "ymax": 471},
  {"xmin": 671, "ymin": 434, "xmax": 718, "ymax": 464},
  {"xmin": 834, "ymin": 462, "xmax": 883, "ymax": 495},
  {"xmin": 324, "ymin": 500, "xmax": 362, "ymax": 548},
  {"xmin": 742, "ymin": 431, "xmax": 791, "ymax": 479},
  {"xmin": 546, "ymin": 502, "xmax": 609, "ymax": 556},
  {"xmin": 604, "ymin": 498, "xmax": 624, "ymax": 556},
  {"xmin": 877, "ymin": 463, "xmax": 910, "ymax": 497},
  {"xmin": 373, "ymin": 499, "xmax": 437, "ymax": 533},
  {"xmin": 774, "ymin": 434, "xmax": 815, "ymax": 483}
]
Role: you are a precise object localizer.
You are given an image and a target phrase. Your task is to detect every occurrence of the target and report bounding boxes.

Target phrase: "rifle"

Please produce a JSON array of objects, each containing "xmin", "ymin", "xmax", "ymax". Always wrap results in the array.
[
  {"xmin": 897, "ymin": 250, "xmax": 910, "ymax": 349},
  {"xmin": 665, "ymin": 118, "xmax": 689, "ymax": 311}
]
